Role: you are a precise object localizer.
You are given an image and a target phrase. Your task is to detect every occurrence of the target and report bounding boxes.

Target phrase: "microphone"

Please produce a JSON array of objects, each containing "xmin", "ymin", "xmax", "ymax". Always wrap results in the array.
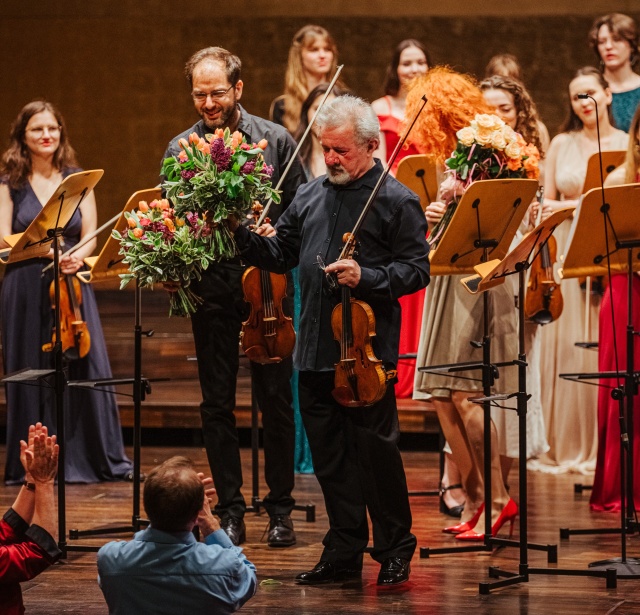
[{"xmin": 577, "ymin": 93, "xmax": 606, "ymax": 210}]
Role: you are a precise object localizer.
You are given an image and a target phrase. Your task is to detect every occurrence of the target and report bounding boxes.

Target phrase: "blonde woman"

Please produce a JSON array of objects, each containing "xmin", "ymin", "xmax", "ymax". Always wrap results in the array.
[{"xmin": 270, "ymin": 25, "xmax": 342, "ymax": 134}]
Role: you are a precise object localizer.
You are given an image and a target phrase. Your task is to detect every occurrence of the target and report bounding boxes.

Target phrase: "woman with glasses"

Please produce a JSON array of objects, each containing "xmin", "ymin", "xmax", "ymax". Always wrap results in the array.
[
  {"xmin": 0, "ymin": 100, "xmax": 132, "ymax": 484},
  {"xmin": 590, "ymin": 105, "xmax": 640, "ymax": 511},
  {"xmin": 270, "ymin": 24, "xmax": 343, "ymax": 134}
]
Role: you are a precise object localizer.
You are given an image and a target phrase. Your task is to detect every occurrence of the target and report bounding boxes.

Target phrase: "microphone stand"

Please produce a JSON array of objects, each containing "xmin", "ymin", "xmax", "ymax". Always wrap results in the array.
[{"xmin": 559, "ymin": 94, "xmax": 640, "ymax": 578}]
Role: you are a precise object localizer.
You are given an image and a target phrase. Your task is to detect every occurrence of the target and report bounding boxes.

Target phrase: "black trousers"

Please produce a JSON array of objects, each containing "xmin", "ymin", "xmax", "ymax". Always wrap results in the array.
[
  {"xmin": 298, "ymin": 370, "xmax": 416, "ymax": 564},
  {"xmin": 190, "ymin": 263, "xmax": 295, "ymax": 519}
]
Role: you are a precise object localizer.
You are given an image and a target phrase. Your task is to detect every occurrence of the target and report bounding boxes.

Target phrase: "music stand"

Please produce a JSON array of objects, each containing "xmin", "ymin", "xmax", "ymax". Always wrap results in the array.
[
  {"xmin": 66, "ymin": 188, "xmax": 162, "ymax": 546},
  {"xmin": 417, "ymin": 178, "xmax": 536, "ymax": 559},
  {"xmin": 582, "ymin": 151, "xmax": 626, "ymax": 194},
  {"xmin": 557, "ymin": 183, "xmax": 640, "ymax": 578},
  {"xmin": 461, "ymin": 207, "xmax": 616, "ymax": 590},
  {"xmin": 1, "ymin": 170, "xmax": 104, "ymax": 555},
  {"xmin": 395, "ymin": 154, "xmax": 439, "ymax": 211}
]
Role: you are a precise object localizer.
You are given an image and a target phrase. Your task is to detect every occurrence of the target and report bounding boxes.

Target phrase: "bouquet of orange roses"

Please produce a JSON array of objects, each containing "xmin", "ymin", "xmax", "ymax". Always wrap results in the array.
[{"xmin": 428, "ymin": 113, "xmax": 540, "ymax": 249}]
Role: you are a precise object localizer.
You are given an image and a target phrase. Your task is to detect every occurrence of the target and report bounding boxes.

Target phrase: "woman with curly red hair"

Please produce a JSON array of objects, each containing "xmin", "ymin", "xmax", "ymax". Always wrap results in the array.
[{"xmin": 411, "ymin": 67, "xmax": 517, "ymax": 539}]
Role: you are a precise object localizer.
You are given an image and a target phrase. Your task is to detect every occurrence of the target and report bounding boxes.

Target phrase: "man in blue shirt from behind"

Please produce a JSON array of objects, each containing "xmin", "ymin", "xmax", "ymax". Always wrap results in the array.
[{"xmin": 97, "ymin": 456, "xmax": 257, "ymax": 614}]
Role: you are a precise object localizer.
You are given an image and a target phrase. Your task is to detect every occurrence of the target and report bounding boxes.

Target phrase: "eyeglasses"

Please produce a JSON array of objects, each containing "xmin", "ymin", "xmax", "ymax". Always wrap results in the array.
[
  {"xmin": 26, "ymin": 125, "xmax": 61, "ymax": 138},
  {"xmin": 192, "ymin": 85, "xmax": 234, "ymax": 103}
]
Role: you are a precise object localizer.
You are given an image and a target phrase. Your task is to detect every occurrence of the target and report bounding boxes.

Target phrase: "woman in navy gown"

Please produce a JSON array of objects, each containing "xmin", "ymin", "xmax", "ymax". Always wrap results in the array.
[{"xmin": 0, "ymin": 100, "xmax": 132, "ymax": 484}]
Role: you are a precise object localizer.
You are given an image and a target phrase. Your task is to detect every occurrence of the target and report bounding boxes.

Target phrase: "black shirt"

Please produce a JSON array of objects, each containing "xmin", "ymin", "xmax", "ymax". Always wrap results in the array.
[{"xmin": 234, "ymin": 160, "xmax": 430, "ymax": 371}]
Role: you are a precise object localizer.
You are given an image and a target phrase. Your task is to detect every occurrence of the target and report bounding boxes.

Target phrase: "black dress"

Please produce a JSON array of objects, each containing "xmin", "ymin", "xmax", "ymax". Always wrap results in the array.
[{"xmin": 1, "ymin": 169, "xmax": 132, "ymax": 483}]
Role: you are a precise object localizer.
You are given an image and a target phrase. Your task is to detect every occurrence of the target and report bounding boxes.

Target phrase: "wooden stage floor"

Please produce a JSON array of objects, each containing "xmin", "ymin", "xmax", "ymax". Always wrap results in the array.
[{"xmin": 2, "ymin": 446, "xmax": 640, "ymax": 614}]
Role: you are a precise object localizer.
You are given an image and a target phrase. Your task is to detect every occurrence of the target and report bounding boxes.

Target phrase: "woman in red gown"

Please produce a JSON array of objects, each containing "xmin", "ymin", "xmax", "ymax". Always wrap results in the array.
[{"xmin": 590, "ymin": 105, "xmax": 640, "ymax": 512}]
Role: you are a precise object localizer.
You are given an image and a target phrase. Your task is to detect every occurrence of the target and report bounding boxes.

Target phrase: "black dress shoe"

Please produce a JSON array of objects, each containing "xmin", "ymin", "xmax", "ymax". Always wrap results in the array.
[
  {"xmin": 295, "ymin": 561, "xmax": 362, "ymax": 585},
  {"xmin": 220, "ymin": 515, "xmax": 246, "ymax": 546},
  {"xmin": 267, "ymin": 514, "xmax": 296, "ymax": 547},
  {"xmin": 377, "ymin": 557, "xmax": 411, "ymax": 586}
]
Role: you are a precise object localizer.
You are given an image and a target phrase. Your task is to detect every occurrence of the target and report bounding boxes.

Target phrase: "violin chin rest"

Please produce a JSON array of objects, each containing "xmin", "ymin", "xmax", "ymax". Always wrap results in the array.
[
  {"xmin": 331, "ymin": 386, "xmax": 368, "ymax": 408},
  {"xmin": 243, "ymin": 345, "xmax": 283, "ymax": 365}
]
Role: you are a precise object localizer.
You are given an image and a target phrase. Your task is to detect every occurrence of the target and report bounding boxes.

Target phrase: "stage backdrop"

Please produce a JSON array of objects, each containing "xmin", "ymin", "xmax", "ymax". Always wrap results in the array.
[{"xmin": 1, "ymin": 0, "xmax": 639, "ymax": 246}]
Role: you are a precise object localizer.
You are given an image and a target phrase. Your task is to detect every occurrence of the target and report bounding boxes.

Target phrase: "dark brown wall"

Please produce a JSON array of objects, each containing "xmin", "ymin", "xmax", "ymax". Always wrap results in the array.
[{"xmin": 1, "ymin": 1, "xmax": 639, "ymax": 236}]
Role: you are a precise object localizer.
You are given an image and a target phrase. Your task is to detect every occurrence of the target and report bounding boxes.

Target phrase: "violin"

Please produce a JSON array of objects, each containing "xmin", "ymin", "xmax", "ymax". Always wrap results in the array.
[
  {"xmin": 240, "ymin": 203, "xmax": 295, "ymax": 364},
  {"xmin": 330, "ymin": 234, "xmax": 395, "ymax": 407},
  {"xmin": 42, "ymin": 272, "xmax": 91, "ymax": 361},
  {"xmin": 524, "ymin": 188, "xmax": 564, "ymax": 325},
  {"xmin": 240, "ymin": 69, "xmax": 347, "ymax": 363}
]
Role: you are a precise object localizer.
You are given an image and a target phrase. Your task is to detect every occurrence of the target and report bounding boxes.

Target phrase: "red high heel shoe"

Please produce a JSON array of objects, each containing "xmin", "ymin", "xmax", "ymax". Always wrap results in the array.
[
  {"xmin": 455, "ymin": 498, "xmax": 518, "ymax": 541},
  {"xmin": 442, "ymin": 503, "xmax": 484, "ymax": 534}
]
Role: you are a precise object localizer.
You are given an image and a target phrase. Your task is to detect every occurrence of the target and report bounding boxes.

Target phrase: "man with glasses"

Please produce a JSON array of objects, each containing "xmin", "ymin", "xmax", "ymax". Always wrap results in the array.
[{"xmin": 161, "ymin": 47, "xmax": 305, "ymax": 548}]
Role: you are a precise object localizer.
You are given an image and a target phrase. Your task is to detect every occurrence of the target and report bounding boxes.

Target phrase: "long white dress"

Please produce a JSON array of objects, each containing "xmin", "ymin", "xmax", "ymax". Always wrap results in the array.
[{"xmin": 529, "ymin": 129, "xmax": 629, "ymax": 474}]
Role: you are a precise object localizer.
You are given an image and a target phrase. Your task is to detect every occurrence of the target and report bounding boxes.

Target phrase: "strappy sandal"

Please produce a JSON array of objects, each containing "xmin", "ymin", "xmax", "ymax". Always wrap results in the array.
[{"xmin": 439, "ymin": 483, "xmax": 465, "ymax": 518}]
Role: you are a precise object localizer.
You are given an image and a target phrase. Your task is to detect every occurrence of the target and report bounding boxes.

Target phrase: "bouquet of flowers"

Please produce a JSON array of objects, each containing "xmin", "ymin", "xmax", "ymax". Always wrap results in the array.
[
  {"xmin": 113, "ymin": 198, "xmax": 218, "ymax": 317},
  {"xmin": 161, "ymin": 128, "xmax": 280, "ymax": 260},
  {"xmin": 428, "ymin": 113, "xmax": 541, "ymax": 249}
]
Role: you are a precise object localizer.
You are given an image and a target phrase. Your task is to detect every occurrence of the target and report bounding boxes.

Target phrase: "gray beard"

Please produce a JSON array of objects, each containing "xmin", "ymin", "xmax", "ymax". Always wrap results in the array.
[{"xmin": 326, "ymin": 167, "xmax": 352, "ymax": 185}]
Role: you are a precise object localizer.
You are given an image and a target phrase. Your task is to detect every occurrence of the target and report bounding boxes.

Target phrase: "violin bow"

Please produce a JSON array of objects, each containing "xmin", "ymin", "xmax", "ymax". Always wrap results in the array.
[
  {"xmin": 254, "ymin": 64, "xmax": 345, "ymax": 228},
  {"xmin": 337, "ymin": 94, "xmax": 428, "ymax": 261},
  {"xmin": 41, "ymin": 211, "xmax": 121, "ymax": 275}
]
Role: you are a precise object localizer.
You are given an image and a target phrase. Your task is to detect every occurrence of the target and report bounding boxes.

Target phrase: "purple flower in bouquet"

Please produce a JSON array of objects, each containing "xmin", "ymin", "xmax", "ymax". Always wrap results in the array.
[
  {"xmin": 261, "ymin": 164, "xmax": 274, "ymax": 182},
  {"xmin": 181, "ymin": 169, "xmax": 197, "ymax": 181},
  {"xmin": 240, "ymin": 159, "xmax": 257, "ymax": 175},
  {"xmin": 210, "ymin": 138, "xmax": 233, "ymax": 171}
]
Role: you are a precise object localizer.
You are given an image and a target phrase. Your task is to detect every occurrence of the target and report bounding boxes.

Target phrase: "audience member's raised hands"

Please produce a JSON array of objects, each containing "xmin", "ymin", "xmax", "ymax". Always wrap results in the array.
[
  {"xmin": 26, "ymin": 431, "xmax": 59, "ymax": 484},
  {"xmin": 196, "ymin": 472, "xmax": 220, "ymax": 537},
  {"xmin": 20, "ymin": 423, "xmax": 47, "ymax": 482}
]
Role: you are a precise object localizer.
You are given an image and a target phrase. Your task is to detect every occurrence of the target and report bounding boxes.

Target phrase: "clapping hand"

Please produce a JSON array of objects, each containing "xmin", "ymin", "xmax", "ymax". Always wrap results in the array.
[
  {"xmin": 25, "ymin": 428, "xmax": 59, "ymax": 485},
  {"xmin": 196, "ymin": 472, "xmax": 220, "ymax": 537}
]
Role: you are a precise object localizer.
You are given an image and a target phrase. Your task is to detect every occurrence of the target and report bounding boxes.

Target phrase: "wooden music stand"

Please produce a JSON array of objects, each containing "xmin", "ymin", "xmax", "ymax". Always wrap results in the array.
[
  {"xmin": 558, "ymin": 183, "xmax": 640, "ymax": 578},
  {"xmin": 395, "ymin": 154, "xmax": 438, "ymax": 211},
  {"xmin": 77, "ymin": 188, "xmax": 161, "ymax": 283},
  {"xmin": 418, "ymin": 178, "xmax": 535, "ymax": 561},
  {"xmin": 68, "ymin": 187, "xmax": 161, "ymax": 546},
  {"xmin": 0, "ymin": 169, "xmax": 103, "ymax": 555},
  {"xmin": 456, "ymin": 208, "xmax": 615, "ymax": 591},
  {"xmin": 0, "ymin": 170, "xmax": 103, "ymax": 264},
  {"xmin": 582, "ymin": 151, "xmax": 626, "ymax": 194},
  {"xmin": 429, "ymin": 178, "xmax": 538, "ymax": 276},
  {"xmin": 462, "ymin": 208, "xmax": 576, "ymax": 294},
  {"xmin": 563, "ymin": 184, "xmax": 640, "ymax": 279}
]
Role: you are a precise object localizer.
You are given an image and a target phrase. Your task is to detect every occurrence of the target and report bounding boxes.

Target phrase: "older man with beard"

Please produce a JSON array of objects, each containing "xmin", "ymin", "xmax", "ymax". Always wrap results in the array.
[
  {"xmin": 231, "ymin": 96, "xmax": 430, "ymax": 586},
  {"xmin": 161, "ymin": 47, "xmax": 305, "ymax": 548}
]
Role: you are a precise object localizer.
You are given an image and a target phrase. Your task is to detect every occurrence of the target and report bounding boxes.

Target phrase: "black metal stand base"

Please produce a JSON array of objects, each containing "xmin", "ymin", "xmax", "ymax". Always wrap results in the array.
[
  {"xmin": 560, "ymin": 526, "xmax": 626, "ymax": 539},
  {"xmin": 588, "ymin": 559, "xmax": 640, "ymax": 578},
  {"xmin": 420, "ymin": 536, "xmax": 557, "ymax": 560},
  {"xmin": 574, "ymin": 483, "xmax": 593, "ymax": 494},
  {"xmin": 482, "ymin": 564, "xmax": 617, "ymax": 593}
]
